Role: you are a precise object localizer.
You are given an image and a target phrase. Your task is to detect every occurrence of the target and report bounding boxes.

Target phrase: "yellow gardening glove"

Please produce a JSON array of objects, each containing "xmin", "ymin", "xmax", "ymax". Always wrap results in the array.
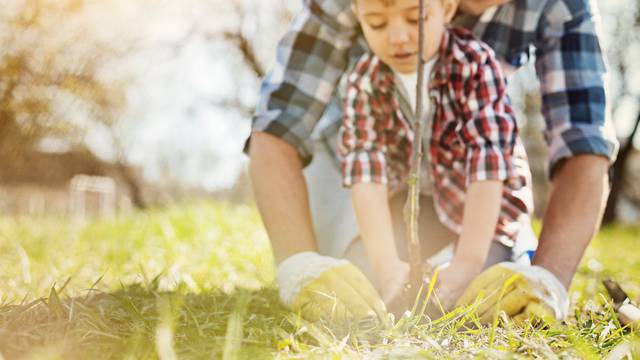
[
  {"xmin": 455, "ymin": 262, "xmax": 569, "ymax": 325},
  {"xmin": 276, "ymin": 252, "xmax": 388, "ymax": 327}
]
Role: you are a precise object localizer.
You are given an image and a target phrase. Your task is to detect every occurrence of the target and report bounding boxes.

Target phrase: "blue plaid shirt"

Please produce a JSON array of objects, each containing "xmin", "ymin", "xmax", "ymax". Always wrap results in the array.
[{"xmin": 248, "ymin": 0, "xmax": 618, "ymax": 174}]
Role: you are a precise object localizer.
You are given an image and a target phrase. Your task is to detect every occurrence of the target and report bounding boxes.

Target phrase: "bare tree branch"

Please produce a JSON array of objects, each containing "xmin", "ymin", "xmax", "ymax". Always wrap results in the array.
[
  {"xmin": 209, "ymin": 98, "xmax": 254, "ymax": 118},
  {"xmin": 222, "ymin": 30, "xmax": 265, "ymax": 78}
]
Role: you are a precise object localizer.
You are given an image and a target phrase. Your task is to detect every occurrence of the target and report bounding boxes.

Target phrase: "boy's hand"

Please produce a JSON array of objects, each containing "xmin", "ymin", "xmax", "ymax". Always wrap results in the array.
[
  {"xmin": 277, "ymin": 252, "xmax": 388, "ymax": 327},
  {"xmin": 455, "ymin": 262, "xmax": 569, "ymax": 324},
  {"xmin": 434, "ymin": 260, "xmax": 483, "ymax": 311},
  {"xmin": 378, "ymin": 260, "xmax": 410, "ymax": 305}
]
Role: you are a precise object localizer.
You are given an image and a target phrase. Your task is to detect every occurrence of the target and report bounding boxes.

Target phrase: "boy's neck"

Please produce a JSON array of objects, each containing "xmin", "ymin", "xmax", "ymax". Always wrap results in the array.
[{"xmin": 391, "ymin": 55, "xmax": 438, "ymax": 76}]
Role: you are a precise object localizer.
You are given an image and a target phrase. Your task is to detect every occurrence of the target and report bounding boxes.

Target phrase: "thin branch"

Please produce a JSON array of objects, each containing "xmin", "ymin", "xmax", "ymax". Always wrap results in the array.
[
  {"xmin": 222, "ymin": 31, "xmax": 265, "ymax": 78},
  {"xmin": 404, "ymin": 0, "xmax": 428, "ymax": 288},
  {"xmin": 209, "ymin": 98, "xmax": 253, "ymax": 118}
]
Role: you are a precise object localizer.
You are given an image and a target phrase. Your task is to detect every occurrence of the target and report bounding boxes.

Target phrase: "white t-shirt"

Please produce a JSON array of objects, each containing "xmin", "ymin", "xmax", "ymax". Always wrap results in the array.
[{"xmin": 393, "ymin": 58, "xmax": 437, "ymax": 195}]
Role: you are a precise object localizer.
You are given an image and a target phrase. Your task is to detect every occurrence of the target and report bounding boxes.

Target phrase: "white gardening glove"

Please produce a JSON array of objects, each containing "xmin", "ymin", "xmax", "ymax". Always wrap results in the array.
[
  {"xmin": 277, "ymin": 251, "xmax": 388, "ymax": 327},
  {"xmin": 456, "ymin": 262, "xmax": 569, "ymax": 325}
]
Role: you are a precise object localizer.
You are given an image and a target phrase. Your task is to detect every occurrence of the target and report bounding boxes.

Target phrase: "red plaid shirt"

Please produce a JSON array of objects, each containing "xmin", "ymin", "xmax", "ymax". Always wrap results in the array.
[{"xmin": 339, "ymin": 28, "xmax": 533, "ymax": 246}]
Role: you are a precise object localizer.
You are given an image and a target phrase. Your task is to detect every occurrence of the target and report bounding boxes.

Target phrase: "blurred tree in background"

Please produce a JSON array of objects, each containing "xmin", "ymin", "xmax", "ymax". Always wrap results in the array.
[
  {"xmin": 602, "ymin": 1, "xmax": 640, "ymax": 223},
  {"xmin": 1, "ymin": 0, "xmax": 639, "ymax": 218},
  {"xmin": 0, "ymin": 0, "xmax": 124, "ymax": 152},
  {"xmin": 0, "ymin": 0, "xmax": 148, "ymax": 207}
]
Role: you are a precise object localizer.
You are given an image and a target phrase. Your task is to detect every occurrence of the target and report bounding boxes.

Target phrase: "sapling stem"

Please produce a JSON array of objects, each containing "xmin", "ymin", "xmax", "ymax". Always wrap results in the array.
[{"xmin": 404, "ymin": 0, "xmax": 427, "ymax": 289}]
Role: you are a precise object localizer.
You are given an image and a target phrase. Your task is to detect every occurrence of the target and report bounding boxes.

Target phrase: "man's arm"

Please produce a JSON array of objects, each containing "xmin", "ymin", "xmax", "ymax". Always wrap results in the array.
[
  {"xmin": 246, "ymin": 1, "xmax": 389, "ymax": 324},
  {"xmin": 248, "ymin": 0, "xmax": 357, "ymax": 164},
  {"xmin": 249, "ymin": 132, "xmax": 317, "ymax": 263},
  {"xmin": 533, "ymin": 155, "xmax": 610, "ymax": 288},
  {"xmin": 532, "ymin": 0, "xmax": 618, "ymax": 287},
  {"xmin": 251, "ymin": 132, "xmax": 389, "ymax": 325},
  {"xmin": 247, "ymin": 0, "xmax": 357, "ymax": 261}
]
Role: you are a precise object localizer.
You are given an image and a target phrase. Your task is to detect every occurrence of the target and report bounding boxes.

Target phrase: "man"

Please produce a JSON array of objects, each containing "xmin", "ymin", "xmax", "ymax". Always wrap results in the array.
[{"xmin": 247, "ymin": 0, "xmax": 618, "ymax": 324}]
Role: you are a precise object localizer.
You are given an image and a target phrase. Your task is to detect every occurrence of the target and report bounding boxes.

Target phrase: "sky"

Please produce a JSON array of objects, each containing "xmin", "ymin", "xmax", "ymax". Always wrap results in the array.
[
  {"xmin": 72, "ymin": 0, "xmax": 639, "ymax": 191},
  {"xmin": 73, "ymin": 0, "xmax": 291, "ymax": 190}
]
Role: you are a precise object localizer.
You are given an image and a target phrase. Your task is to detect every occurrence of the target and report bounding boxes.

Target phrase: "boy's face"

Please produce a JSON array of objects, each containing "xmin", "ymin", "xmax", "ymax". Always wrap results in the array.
[{"xmin": 354, "ymin": 0, "xmax": 457, "ymax": 74}]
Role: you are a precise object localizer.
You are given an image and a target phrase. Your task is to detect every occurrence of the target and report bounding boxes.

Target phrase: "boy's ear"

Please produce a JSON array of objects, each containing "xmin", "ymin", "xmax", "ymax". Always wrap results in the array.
[
  {"xmin": 442, "ymin": 0, "xmax": 459, "ymax": 23},
  {"xmin": 351, "ymin": 2, "xmax": 357, "ymax": 16}
]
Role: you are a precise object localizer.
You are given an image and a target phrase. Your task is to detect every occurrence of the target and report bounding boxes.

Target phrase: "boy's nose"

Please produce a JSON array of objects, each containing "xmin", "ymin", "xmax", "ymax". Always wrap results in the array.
[{"xmin": 388, "ymin": 25, "xmax": 410, "ymax": 45}]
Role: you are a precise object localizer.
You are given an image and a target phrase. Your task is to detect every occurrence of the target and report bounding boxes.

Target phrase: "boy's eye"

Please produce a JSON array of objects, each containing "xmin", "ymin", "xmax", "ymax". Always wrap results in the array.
[
  {"xmin": 368, "ymin": 22, "xmax": 387, "ymax": 30},
  {"xmin": 406, "ymin": 7, "xmax": 425, "ymax": 25}
]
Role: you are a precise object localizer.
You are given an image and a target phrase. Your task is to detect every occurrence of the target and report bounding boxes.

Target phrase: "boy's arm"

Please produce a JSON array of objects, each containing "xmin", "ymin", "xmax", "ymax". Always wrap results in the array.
[
  {"xmin": 452, "ymin": 180, "xmax": 503, "ymax": 268},
  {"xmin": 435, "ymin": 180, "xmax": 503, "ymax": 309},
  {"xmin": 340, "ymin": 55, "xmax": 409, "ymax": 302},
  {"xmin": 352, "ymin": 183, "xmax": 408, "ymax": 302},
  {"xmin": 438, "ymin": 43, "xmax": 522, "ymax": 309}
]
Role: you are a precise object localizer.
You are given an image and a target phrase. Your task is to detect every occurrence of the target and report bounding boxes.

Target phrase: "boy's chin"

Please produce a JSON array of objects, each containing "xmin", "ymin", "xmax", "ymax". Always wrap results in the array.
[{"xmin": 389, "ymin": 61, "xmax": 419, "ymax": 74}]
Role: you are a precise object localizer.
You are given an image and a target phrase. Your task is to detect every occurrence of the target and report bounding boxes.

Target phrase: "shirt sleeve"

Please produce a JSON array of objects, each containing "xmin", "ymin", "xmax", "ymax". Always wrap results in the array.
[
  {"xmin": 457, "ymin": 50, "xmax": 519, "ymax": 185},
  {"xmin": 339, "ymin": 62, "xmax": 391, "ymax": 188},
  {"xmin": 245, "ymin": 0, "xmax": 359, "ymax": 165},
  {"xmin": 534, "ymin": 0, "xmax": 618, "ymax": 176}
]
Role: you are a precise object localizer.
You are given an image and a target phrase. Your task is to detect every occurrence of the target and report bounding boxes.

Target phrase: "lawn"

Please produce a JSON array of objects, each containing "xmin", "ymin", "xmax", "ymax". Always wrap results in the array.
[{"xmin": 0, "ymin": 201, "xmax": 639, "ymax": 359}]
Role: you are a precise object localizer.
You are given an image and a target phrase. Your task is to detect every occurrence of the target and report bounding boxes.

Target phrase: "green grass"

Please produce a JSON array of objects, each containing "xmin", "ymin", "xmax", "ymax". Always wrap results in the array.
[{"xmin": 0, "ymin": 201, "xmax": 639, "ymax": 359}]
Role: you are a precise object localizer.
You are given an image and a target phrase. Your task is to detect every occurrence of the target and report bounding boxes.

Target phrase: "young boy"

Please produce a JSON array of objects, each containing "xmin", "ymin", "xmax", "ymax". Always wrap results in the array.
[{"xmin": 340, "ymin": 0, "xmax": 533, "ymax": 309}]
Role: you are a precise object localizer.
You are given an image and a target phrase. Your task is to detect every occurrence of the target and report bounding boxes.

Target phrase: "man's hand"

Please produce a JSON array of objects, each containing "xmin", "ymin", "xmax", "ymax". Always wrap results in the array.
[
  {"xmin": 277, "ymin": 252, "xmax": 388, "ymax": 327},
  {"xmin": 456, "ymin": 262, "xmax": 569, "ymax": 324}
]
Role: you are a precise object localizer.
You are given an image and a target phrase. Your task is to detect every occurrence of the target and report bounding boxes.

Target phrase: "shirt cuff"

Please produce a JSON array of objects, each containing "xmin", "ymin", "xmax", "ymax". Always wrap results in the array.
[
  {"xmin": 244, "ymin": 116, "xmax": 315, "ymax": 166},
  {"xmin": 547, "ymin": 125, "xmax": 619, "ymax": 178},
  {"xmin": 341, "ymin": 150, "xmax": 389, "ymax": 187},
  {"xmin": 465, "ymin": 145, "xmax": 517, "ymax": 185}
]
